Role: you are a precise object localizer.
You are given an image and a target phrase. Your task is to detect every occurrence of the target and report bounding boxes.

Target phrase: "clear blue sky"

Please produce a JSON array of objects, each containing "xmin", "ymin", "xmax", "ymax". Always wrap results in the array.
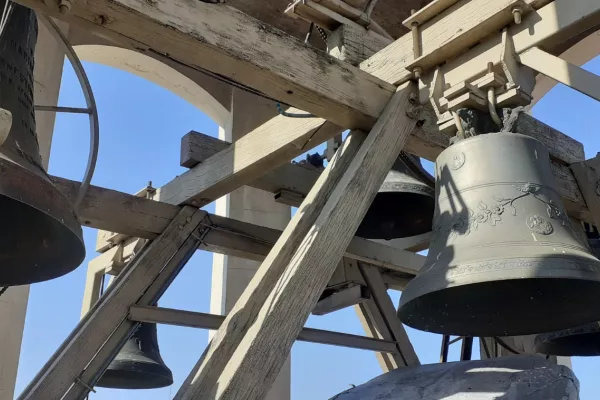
[{"xmin": 13, "ymin": 55, "xmax": 600, "ymax": 399}]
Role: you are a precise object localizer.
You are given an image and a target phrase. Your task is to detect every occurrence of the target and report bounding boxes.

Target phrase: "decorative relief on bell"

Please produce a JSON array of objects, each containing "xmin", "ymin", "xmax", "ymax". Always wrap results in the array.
[
  {"xmin": 450, "ymin": 152, "xmax": 465, "ymax": 170},
  {"xmin": 398, "ymin": 132, "xmax": 600, "ymax": 337},
  {"xmin": 526, "ymin": 215, "xmax": 553, "ymax": 235}
]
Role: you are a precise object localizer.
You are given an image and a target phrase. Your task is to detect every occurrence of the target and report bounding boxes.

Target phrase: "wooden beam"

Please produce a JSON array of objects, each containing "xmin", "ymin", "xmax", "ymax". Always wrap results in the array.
[
  {"xmin": 16, "ymin": 0, "xmax": 395, "ymax": 130},
  {"xmin": 361, "ymin": 0, "xmax": 598, "ymax": 86},
  {"xmin": 520, "ymin": 46, "xmax": 600, "ymax": 102},
  {"xmin": 18, "ymin": 207, "xmax": 204, "ymax": 399},
  {"xmin": 176, "ymin": 82, "xmax": 418, "ymax": 400},
  {"xmin": 179, "ymin": 130, "xmax": 320, "ymax": 201},
  {"xmin": 357, "ymin": 261, "xmax": 419, "ymax": 366},
  {"xmin": 53, "ymin": 176, "xmax": 426, "ymax": 275},
  {"xmin": 156, "ymin": 116, "xmax": 341, "ymax": 206},
  {"xmin": 174, "ymin": 110, "xmax": 583, "ymax": 212},
  {"xmin": 129, "ymin": 306, "xmax": 398, "ymax": 353}
]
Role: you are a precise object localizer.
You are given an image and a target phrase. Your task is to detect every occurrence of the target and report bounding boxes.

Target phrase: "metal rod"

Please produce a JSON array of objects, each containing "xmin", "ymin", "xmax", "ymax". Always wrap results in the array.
[
  {"xmin": 439, "ymin": 335, "xmax": 450, "ymax": 363},
  {"xmin": 129, "ymin": 305, "xmax": 399, "ymax": 353},
  {"xmin": 460, "ymin": 337, "xmax": 474, "ymax": 361},
  {"xmin": 363, "ymin": 0, "xmax": 379, "ymax": 16},
  {"xmin": 447, "ymin": 335, "xmax": 464, "ymax": 345},
  {"xmin": 38, "ymin": 15, "xmax": 99, "ymax": 210},
  {"xmin": 34, "ymin": 105, "xmax": 92, "ymax": 114}
]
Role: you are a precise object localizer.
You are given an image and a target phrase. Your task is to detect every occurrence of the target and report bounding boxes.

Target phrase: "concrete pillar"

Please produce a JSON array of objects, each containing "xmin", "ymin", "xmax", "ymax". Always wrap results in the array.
[
  {"xmin": 0, "ymin": 19, "xmax": 66, "ymax": 400},
  {"xmin": 210, "ymin": 88, "xmax": 291, "ymax": 400}
]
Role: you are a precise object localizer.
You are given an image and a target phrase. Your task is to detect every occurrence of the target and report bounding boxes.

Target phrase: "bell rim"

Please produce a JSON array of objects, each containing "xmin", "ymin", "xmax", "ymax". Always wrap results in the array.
[
  {"xmin": 398, "ymin": 256, "xmax": 600, "ymax": 336},
  {"xmin": 0, "ymin": 156, "xmax": 85, "ymax": 285},
  {"xmin": 97, "ymin": 359, "xmax": 174, "ymax": 389},
  {"xmin": 534, "ymin": 322, "xmax": 600, "ymax": 356}
]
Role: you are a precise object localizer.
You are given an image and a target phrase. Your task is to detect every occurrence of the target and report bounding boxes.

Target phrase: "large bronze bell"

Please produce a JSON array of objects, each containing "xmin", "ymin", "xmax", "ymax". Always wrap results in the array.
[
  {"xmin": 356, "ymin": 153, "xmax": 435, "ymax": 240},
  {"xmin": 534, "ymin": 237, "xmax": 600, "ymax": 356},
  {"xmin": 97, "ymin": 322, "xmax": 174, "ymax": 389},
  {"xmin": 0, "ymin": 2, "xmax": 85, "ymax": 285},
  {"xmin": 398, "ymin": 132, "xmax": 600, "ymax": 337}
]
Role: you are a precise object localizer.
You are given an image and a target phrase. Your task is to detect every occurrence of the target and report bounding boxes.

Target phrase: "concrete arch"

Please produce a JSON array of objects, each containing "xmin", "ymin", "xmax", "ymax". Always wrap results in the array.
[
  {"xmin": 67, "ymin": 28, "xmax": 230, "ymax": 127},
  {"xmin": 530, "ymin": 30, "xmax": 600, "ymax": 108}
]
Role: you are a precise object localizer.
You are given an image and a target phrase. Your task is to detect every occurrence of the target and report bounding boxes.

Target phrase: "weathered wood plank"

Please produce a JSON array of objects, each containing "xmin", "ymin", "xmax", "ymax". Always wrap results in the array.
[
  {"xmin": 174, "ymin": 127, "xmax": 369, "ymax": 400},
  {"xmin": 177, "ymin": 82, "xmax": 419, "ymax": 400},
  {"xmin": 179, "ymin": 130, "xmax": 321, "ymax": 200},
  {"xmin": 17, "ymin": 207, "xmax": 203, "ymax": 399},
  {"xmin": 53, "ymin": 176, "xmax": 426, "ymax": 274},
  {"xmin": 16, "ymin": 0, "xmax": 395, "ymax": 130},
  {"xmin": 357, "ymin": 262, "xmax": 419, "ymax": 366},
  {"xmin": 360, "ymin": 0, "xmax": 551, "ymax": 86},
  {"xmin": 156, "ymin": 115, "xmax": 341, "ymax": 206},
  {"xmin": 129, "ymin": 305, "xmax": 399, "ymax": 353}
]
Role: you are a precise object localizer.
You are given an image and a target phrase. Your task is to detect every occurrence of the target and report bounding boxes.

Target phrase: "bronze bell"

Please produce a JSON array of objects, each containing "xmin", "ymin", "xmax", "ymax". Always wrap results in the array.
[
  {"xmin": 0, "ymin": 2, "xmax": 85, "ymax": 285},
  {"xmin": 534, "ymin": 237, "xmax": 600, "ymax": 356},
  {"xmin": 398, "ymin": 132, "xmax": 600, "ymax": 337},
  {"xmin": 97, "ymin": 322, "xmax": 174, "ymax": 389},
  {"xmin": 356, "ymin": 152, "xmax": 435, "ymax": 240}
]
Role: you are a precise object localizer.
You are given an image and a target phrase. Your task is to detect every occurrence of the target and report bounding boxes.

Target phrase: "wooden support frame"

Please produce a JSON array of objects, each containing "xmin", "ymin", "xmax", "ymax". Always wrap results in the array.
[
  {"xmin": 18, "ymin": 207, "xmax": 206, "ymax": 400},
  {"xmin": 176, "ymin": 82, "xmax": 418, "ymax": 400},
  {"xmin": 129, "ymin": 306, "xmax": 398, "ymax": 353},
  {"xmin": 519, "ymin": 46, "xmax": 600, "ymax": 102}
]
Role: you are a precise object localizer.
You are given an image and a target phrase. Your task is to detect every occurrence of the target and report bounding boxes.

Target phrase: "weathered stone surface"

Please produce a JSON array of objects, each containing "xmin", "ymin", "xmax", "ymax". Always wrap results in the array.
[{"xmin": 330, "ymin": 355, "xmax": 579, "ymax": 400}]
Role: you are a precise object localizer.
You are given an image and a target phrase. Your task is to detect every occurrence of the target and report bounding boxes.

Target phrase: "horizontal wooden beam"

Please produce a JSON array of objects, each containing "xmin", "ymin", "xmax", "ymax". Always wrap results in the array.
[
  {"xmin": 179, "ymin": 130, "xmax": 320, "ymax": 203},
  {"xmin": 156, "ymin": 116, "xmax": 341, "ymax": 206},
  {"xmin": 53, "ymin": 176, "xmax": 425, "ymax": 275},
  {"xmin": 129, "ymin": 305, "xmax": 398, "ymax": 353},
  {"xmin": 16, "ymin": 0, "xmax": 395, "ymax": 130}
]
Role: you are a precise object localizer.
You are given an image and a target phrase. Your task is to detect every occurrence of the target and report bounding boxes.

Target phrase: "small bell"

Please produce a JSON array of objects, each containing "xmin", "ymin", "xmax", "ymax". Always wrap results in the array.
[
  {"xmin": 398, "ymin": 132, "xmax": 600, "ymax": 337},
  {"xmin": 97, "ymin": 322, "xmax": 173, "ymax": 389},
  {"xmin": 534, "ymin": 237, "xmax": 600, "ymax": 356},
  {"xmin": 0, "ymin": 1, "xmax": 85, "ymax": 285},
  {"xmin": 356, "ymin": 153, "xmax": 435, "ymax": 240}
]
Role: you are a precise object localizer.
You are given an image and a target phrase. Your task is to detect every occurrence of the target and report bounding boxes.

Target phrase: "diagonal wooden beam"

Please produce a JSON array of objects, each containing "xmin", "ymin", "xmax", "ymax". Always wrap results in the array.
[
  {"xmin": 15, "ymin": 0, "xmax": 395, "ymax": 130},
  {"xmin": 176, "ymin": 82, "xmax": 418, "ymax": 400}
]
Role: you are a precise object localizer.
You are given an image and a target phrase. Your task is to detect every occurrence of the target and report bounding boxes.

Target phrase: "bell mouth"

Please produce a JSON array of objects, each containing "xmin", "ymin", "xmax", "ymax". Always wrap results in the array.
[
  {"xmin": 97, "ymin": 360, "xmax": 174, "ymax": 389},
  {"xmin": 356, "ymin": 192, "xmax": 435, "ymax": 240},
  {"xmin": 398, "ymin": 263, "xmax": 600, "ymax": 337},
  {"xmin": 535, "ymin": 323, "xmax": 600, "ymax": 356},
  {"xmin": 0, "ymin": 158, "xmax": 85, "ymax": 286}
]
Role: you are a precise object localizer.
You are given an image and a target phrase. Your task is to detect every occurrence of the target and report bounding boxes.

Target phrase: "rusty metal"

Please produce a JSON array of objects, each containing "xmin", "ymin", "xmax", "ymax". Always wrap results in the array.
[
  {"xmin": 398, "ymin": 132, "xmax": 600, "ymax": 336},
  {"xmin": 0, "ymin": 2, "xmax": 84, "ymax": 286}
]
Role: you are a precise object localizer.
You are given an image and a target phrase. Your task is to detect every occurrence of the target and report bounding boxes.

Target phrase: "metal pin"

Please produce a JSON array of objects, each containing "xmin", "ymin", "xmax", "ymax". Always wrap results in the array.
[{"xmin": 75, "ymin": 377, "xmax": 97, "ymax": 393}]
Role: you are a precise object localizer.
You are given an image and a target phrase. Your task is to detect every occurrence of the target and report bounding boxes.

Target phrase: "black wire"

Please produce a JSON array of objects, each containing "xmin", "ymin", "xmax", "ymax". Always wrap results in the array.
[
  {"xmin": 494, "ymin": 336, "xmax": 521, "ymax": 355},
  {"xmin": 276, "ymin": 102, "xmax": 314, "ymax": 118},
  {"xmin": 0, "ymin": 286, "xmax": 8, "ymax": 298}
]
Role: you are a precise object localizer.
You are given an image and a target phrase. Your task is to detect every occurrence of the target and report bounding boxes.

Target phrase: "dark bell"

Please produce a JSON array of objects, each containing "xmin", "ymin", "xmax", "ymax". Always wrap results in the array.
[
  {"xmin": 534, "ymin": 237, "xmax": 600, "ymax": 356},
  {"xmin": 0, "ymin": 2, "xmax": 84, "ymax": 285},
  {"xmin": 398, "ymin": 133, "xmax": 600, "ymax": 337},
  {"xmin": 356, "ymin": 153, "xmax": 435, "ymax": 240},
  {"xmin": 97, "ymin": 323, "xmax": 173, "ymax": 389}
]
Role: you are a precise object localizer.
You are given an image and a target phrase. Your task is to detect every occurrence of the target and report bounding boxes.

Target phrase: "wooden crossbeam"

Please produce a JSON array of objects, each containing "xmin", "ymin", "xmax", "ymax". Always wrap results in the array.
[
  {"xmin": 177, "ymin": 82, "xmax": 418, "ymax": 400},
  {"xmin": 129, "ymin": 305, "xmax": 399, "ymax": 353},
  {"xmin": 15, "ymin": 0, "xmax": 395, "ymax": 130},
  {"xmin": 17, "ymin": 207, "xmax": 204, "ymax": 399},
  {"xmin": 52, "ymin": 176, "xmax": 425, "ymax": 275}
]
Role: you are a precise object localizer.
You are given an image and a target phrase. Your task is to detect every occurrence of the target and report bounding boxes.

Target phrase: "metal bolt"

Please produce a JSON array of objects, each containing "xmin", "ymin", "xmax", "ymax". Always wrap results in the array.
[
  {"xmin": 191, "ymin": 200, "xmax": 199, "ymax": 207},
  {"xmin": 408, "ymin": 92, "xmax": 418, "ymax": 105},
  {"xmin": 179, "ymin": 225, "xmax": 185, "ymax": 230},
  {"xmin": 487, "ymin": 62, "xmax": 494, "ymax": 74},
  {"xmin": 512, "ymin": 7, "xmax": 522, "ymax": 24},
  {"xmin": 186, "ymin": 217, "xmax": 192, "ymax": 223},
  {"xmin": 94, "ymin": 15, "xmax": 108, "ymax": 25},
  {"xmin": 58, "ymin": 0, "xmax": 71, "ymax": 14},
  {"xmin": 412, "ymin": 67, "xmax": 422, "ymax": 80}
]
